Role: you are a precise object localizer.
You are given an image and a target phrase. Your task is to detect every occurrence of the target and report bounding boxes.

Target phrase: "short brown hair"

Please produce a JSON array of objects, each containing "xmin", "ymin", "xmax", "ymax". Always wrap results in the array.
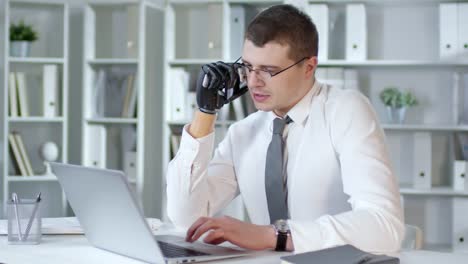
[{"xmin": 245, "ymin": 4, "xmax": 318, "ymax": 61}]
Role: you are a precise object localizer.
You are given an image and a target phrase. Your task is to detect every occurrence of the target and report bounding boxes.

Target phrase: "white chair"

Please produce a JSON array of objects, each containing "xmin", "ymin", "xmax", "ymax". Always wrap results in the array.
[{"xmin": 401, "ymin": 224, "xmax": 424, "ymax": 250}]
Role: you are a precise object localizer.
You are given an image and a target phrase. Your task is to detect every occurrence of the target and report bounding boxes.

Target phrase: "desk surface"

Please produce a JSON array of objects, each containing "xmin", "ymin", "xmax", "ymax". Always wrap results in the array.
[{"xmin": 1, "ymin": 234, "xmax": 468, "ymax": 264}]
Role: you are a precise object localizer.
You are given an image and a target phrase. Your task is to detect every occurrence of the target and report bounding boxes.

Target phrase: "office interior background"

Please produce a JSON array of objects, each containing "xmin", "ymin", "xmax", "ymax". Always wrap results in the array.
[{"xmin": 0, "ymin": 0, "xmax": 468, "ymax": 254}]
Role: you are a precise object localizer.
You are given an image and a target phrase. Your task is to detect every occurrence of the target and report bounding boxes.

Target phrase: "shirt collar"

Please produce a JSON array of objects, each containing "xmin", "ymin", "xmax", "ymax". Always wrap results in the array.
[{"xmin": 268, "ymin": 80, "xmax": 321, "ymax": 127}]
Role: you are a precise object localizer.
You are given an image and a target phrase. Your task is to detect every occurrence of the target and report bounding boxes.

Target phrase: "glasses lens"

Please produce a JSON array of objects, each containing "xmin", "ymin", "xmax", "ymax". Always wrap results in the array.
[{"xmin": 239, "ymin": 65, "xmax": 270, "ymax": 82}]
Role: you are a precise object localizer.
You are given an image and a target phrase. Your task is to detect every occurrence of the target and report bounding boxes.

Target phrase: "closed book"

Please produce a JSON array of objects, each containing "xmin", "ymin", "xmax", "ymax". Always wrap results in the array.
[
  {"xmin": 14, "ymin": 133, "xmax": 34, "ymax": 176},
  {"xmin": 16, "ymin": 72, "xmax": 29, "ymax": 117},
  {"xmin": 8, "ymin": 133, "xmax": 27, "ymax": 176},
  {"xmin": 127, "ymin": 74, "xmax": 138, "ymax": 118},
  {"xmin": 8, "ymin": 72, "xmax": 18, "ymax": 117},
  {"xmin": 93, "ymin": 69, "xmax": 106, "ymax": 117},
  {"xmin": 281, "ymin": 245, "xmax": 399, "ymax": 264},
  {"xmin": 121, "ymin": 74, "xmax": 135, "ymax": 117},
  {"xmin": 43, "ymin": 65, "xmax": 59, "ymax": 117}
]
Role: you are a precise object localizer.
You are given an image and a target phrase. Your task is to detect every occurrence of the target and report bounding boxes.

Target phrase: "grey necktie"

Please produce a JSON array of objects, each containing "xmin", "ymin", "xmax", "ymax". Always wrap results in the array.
[{"xmin": 265, "ymin": 116, "xmax": 292, "ymax": 224}]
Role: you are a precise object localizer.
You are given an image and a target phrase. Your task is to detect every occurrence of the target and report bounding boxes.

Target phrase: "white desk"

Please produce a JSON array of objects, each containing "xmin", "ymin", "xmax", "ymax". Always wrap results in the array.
[{"xmin": 2, "ymin": 234, "xmax": 468, "ymax": 264}]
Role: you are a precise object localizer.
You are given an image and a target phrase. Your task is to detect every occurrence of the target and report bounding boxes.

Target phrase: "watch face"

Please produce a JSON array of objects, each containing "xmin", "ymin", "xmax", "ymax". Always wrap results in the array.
[{"xmin": 275, "ymin": 219, "xmax": 289, "ymax": 233}]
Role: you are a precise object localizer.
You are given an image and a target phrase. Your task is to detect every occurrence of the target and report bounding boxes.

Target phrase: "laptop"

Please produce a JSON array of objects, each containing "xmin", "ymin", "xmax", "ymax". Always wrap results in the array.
[{"xmin": 50, "ymin": 162, "xmax": 250, "ymax": 264}]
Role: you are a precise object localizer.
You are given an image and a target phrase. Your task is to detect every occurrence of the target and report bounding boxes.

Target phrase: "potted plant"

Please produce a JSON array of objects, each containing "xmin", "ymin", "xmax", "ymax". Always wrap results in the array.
[
  {"xmin": 380, "ymin": 87, "xmax": 418, "ymax": 124},
  {"xmin": 10, "ymin": 20, "xmax": 38, "ymax": 57}
]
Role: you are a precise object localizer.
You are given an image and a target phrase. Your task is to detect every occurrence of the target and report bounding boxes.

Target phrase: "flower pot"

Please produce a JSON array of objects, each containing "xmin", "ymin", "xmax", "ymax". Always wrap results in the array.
[
  {"xmin": 10, "ymin": 41, "xmax": 31, "ymax": 57},
  {"xmin": 386, "ymin": 106, "xmax": 407, "ymax": 124}
]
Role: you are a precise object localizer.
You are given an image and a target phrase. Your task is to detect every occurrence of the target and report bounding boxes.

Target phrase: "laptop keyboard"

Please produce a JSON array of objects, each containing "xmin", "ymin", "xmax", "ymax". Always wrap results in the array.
[{"xmin": 157, "ymin": 240, "xmax": 211, "ymax": 258}]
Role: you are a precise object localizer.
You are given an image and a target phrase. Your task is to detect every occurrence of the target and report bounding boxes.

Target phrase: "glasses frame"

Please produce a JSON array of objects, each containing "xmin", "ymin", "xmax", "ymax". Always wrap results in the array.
[{"xmin": 234, "ymin": 56, "xmax": 309, "ymax": 81}]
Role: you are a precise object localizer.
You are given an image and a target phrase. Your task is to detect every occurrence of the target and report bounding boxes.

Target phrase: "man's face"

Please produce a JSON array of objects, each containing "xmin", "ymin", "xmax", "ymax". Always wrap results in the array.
[{"xmin": 241, "ymin": 39, "xmax": 316, "ymax": 116}]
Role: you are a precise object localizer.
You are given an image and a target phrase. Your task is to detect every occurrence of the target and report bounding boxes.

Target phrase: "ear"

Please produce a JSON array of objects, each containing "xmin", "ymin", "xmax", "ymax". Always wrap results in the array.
[{"xmin": 304, "ymin": 56, "xmax": 318, "ymax": 79}]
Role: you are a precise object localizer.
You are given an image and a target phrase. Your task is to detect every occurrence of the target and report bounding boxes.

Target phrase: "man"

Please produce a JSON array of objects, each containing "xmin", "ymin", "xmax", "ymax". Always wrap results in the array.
[{"xmin": 166, "ymin": 4, "xmax": 404, "ymax": 253}]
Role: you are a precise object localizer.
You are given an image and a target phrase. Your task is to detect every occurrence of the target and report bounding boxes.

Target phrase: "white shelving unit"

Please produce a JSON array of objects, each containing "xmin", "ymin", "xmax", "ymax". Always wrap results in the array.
[
  {"xmin": 162, "ymin": 0, "xmax": 468, "ymax": 253},
  {"xmin": 2, "ymin": 0, "xmax": 69, "ymax": 217},
  {"xmin": 81, "ymin": 0, "xmax": 165, "ymax": 218}
]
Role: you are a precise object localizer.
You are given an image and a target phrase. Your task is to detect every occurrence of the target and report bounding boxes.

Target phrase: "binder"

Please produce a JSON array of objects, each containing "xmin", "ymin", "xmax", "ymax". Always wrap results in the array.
[
  {"xmin": 453, "ymin": 160, "xmax": 467, "ymax": 191},
  {"xmin": 439, "ymin": 3, "xmax": 458, "ymax": 60},
  {"xmin": 458, "ymin": 3, "xmax": 468, "ymax": 61},
  {"xmin": 230, "ymin": 6, "xmax": 245, "ymax": 59},
  {"xmin": 169, "ymin": 68, "xmax": 189, "ymax": 121},
  {"xmin": 307, "ymin": 4, "xmax": 329, "ymax": 61},
  {"xmin": 346, "ymin": 4, "xmax": 367, "ymax": 61},
  {"xmin": 412, "ymin": 132, "xmax": 432, "ymax": 189},
  {"xmin": 43, "ymin": 65, "xmax": 59, "ymax": 117}
]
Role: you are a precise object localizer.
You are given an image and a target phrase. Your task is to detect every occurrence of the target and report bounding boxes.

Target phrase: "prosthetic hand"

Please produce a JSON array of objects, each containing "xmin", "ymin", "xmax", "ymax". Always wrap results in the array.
[{"xmin": 196, "ymin": 61, "xmax": 248, "ymax": 115}]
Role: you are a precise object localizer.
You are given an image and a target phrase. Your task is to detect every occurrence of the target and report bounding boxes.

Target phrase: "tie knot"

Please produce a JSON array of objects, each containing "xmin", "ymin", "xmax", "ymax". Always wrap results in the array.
[{"xmin": 272, "ymin": 118, "xmax": 286, "ymax": 134}]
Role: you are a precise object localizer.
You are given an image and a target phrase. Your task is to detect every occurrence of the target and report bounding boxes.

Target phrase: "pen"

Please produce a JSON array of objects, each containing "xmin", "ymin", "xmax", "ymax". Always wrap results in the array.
[
  {"xmin": 12, "ymin": 193, "xmax": 23, "ymax": 241},
  {"xmin": 22, "ymin": 192, "xmax": 41, "ymax": 241}
]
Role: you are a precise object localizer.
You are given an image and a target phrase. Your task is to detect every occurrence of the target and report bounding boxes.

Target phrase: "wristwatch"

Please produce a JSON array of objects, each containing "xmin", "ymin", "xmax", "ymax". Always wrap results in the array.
[{"xmin": 273, "ymin": 219, "xmax": 291, "ymax": 251}]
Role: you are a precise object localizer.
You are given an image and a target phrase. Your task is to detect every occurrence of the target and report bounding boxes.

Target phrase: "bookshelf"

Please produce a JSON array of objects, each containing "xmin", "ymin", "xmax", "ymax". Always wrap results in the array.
[
  {"xmin": 81, "ymin": 0, "xmax": 165, "ymax": 218},
  {"xmin": 162, "ymin": 0, "xmax": 468, "ymax": 253},
  {"xmin": 2, "ymin": 0, "xmax": 69, "ymax": 217}
]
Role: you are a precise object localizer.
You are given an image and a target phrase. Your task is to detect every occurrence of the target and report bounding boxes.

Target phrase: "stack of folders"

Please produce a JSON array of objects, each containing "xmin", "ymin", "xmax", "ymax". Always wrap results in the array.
[
  {"xmin": 8, "ymin": 132, "xmax": 34, "ymax": 176},
  {"xmin": 280, "ymin": 245, "xmax": 399, "ymax": 264}
]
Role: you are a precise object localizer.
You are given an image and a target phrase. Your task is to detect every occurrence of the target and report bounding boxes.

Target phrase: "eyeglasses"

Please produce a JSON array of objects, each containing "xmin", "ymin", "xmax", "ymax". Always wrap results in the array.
[{"xmin": 234, "ymin": 56, "xmax": 309, "ymax": 82}]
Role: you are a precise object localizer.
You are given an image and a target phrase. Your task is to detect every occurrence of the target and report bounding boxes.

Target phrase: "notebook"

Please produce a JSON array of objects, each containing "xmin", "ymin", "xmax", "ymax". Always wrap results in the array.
[{"xmin": 281, "ymin": 245, "xmax": 399, "ymax": 264}]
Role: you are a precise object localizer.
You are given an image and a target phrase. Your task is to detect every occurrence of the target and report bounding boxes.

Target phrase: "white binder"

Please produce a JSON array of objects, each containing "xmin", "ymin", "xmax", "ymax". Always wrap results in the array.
[
  {"xmin": 412, "ymin": 132, "xmax": 432, "ymax": 189},
  {"xmin": 346, "ymin": 4, "xmax": 367, "ymax": 61},
  {"xmin": 453, "ymin": 160, "xmax": 467, "ymax": 191},
  {"xmin": 458, "ymin": 3, "xmax": 468, "ymax": 61},
  {"xmin": 169, "ymin": 68, "xmax": 189, "ymax": 121},
  {"xmin": 86, "ymin": 125, "xmax": 107, "ymax": 168},
  {"xmin": 43, "ymin": 65, "xmax": 59, "ymax": 117},
  {"xmin": 230, "ymin": 6, "xmax": 245, "ymax": 59},
  {"xmin": 307, "ymin": 4, "xmax": 329, "ymax": 61},
  {"xmin": 439, "ymin": 3, "xmax": 458, "ymax": 60},
  {"xmin": 452, "ymin": 198, "xmax": 468, "ymax": 252}
]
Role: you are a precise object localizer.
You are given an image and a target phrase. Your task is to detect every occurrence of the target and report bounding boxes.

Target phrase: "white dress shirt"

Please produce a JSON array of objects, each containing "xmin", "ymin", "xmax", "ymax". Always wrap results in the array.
[{"xmin": 166, "ymin": 81, "xmax": 404, "ymax": 254}]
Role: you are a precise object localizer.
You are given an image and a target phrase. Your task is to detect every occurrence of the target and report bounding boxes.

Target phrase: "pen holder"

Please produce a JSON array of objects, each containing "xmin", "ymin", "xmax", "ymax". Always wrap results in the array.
[{"xmin": 7, "ymin": 199, "xmax": 42, "ymax": 244}]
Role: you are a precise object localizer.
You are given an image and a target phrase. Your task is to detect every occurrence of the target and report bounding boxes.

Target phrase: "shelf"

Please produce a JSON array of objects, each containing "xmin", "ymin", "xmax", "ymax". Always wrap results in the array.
[
  {"xmin": 86, "ymin": 118, "xmax": 138, "ymax": 125},
  {"xmin": 400, "ymin": 186, "xmax": 468, "ymax": 197},
  {"xmin": 8, "ymin": 57, "xmax": 65, "ymax": 64},
  {"xmin": 87, "ymin": 58, "xmax": 139, "ymax": 65},
  {"xmin": 319, "ymin": 60, "xmax": 468, "ymax": 67},
  {"xmin": 170, "ymin": 0, "xmax": 224, "ymax": 4},
  {"xmin": 168, "ymin": 59, "xmax": 224, "ymax": 66},
  {"xmin": 382, "ymin": 124, "xmax": 468, "ymax": 132},
  {"xmin": 7, "ymin": 175, "xmax": 58, "ymax": 182},
  {"xmin": 8, "ymin": 117, "xmax": 65, "ymax": 123},
  {"xmin": 228, "ymin": 0, "xmax": 282, "ymax": 4},
  {"xmin": 423, "ymin": 243, "xmax": 453, "ymax": 253},
  {"xmin": 168, "ymin": 120, "xmax": 237, "ymax": 126}
]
